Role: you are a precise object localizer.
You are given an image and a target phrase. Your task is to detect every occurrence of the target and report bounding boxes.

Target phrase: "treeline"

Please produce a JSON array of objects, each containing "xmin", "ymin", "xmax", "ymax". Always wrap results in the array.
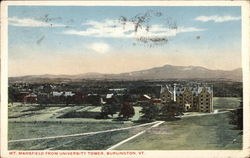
[
  {"xmin": 72, "ymin": 80, "xmax": 243, "ymax": 97},
  {"xmin": 212, "ymin": 82, "xmax": 242, "ymax": 97}
]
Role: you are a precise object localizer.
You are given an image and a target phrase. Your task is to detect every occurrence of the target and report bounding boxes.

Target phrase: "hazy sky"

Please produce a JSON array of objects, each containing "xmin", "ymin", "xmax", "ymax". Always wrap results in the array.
[{"xmin": 8, "ymin": 6, "xmax": 241, "ymax": 77}]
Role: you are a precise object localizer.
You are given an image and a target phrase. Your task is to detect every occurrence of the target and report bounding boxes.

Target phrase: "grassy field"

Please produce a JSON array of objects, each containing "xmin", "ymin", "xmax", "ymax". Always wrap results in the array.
[
  {"xmin": 8, "ymin": 97, "xmax": 242, "ymax": 150},
  {"xmin": 116, "ymin": 112, "xmax": 242, "ymax": 150},
  {"xmin": 8, "ymin": 103, "xmax": 142, "ymax": 122},
  {"xmin": 8, "ymin": 122, "xmax": 151, "ymax": 150},
  {"xmin": 213, "ymin": 97, "xmax": 242, "ymax": 110},
  {"xmin": 8, "ymin": 103, "xmax": 144, "ymax": 150},
  {"xmin": 115, "ymin": 97, "xmax": 243, "ymax": 150}
]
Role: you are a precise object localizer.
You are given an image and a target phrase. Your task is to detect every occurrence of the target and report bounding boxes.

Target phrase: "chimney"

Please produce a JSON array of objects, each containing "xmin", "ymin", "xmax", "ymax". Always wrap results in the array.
[{"xmin": 174, "ymin": 83, "xmax": 176, "ymax": 102}]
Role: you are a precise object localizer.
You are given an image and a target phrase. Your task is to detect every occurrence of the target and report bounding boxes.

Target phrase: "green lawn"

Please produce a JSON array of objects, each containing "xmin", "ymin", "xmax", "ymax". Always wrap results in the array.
[
  {"xmin": 8, "ymin": 98, "xmax": 242, "ymax": 150},
  {"xmin": 8, "ymin": 121, "xmax": 153, "ymax": 150},
  {"xmin": 8, "ymin": 103, "xmax": 142, "ymax": 122},
  {"xmin": 213, "ymin": 97, "xmax": 242, "ymax": 110},
  {"xmin": 116, "ymin": 112, "xmax": 242, "ymax": 150},
  {"xmin": 115, "ymin": 97, "xmax": 243, "ymax": 150},
  {"xmin": 8, "ymin": 104, "xmax": 144, "ymax": 150}
]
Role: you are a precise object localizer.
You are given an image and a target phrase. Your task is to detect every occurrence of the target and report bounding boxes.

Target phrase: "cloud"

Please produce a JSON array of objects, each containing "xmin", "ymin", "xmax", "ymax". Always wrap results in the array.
[
  {"xmin": 63, "ymin": 19, "xmax": 205, "ymax": 38},
  {"xmin": 8, "ymin": 17, "xmax": 66, "ymax": 27},
  {"xmin": 87, "ymin": 42, "xmax": 110, "ymax": 54},
  {"xmin": 195, "ymin": 15, "xmax": 241, "ymax": 23}
]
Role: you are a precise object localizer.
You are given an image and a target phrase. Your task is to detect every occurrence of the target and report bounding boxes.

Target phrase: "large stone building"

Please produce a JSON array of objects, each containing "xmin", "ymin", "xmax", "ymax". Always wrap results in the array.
[{"xmin": 160, "ymin": 84, "xmax": 213, "ymax": 113}]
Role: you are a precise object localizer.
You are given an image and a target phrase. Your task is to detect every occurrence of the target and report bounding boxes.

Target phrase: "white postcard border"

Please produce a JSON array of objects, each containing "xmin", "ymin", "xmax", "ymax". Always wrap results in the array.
[{"xmin": 1, "ymin": 1, "xmax": 250, "ymax": 158}]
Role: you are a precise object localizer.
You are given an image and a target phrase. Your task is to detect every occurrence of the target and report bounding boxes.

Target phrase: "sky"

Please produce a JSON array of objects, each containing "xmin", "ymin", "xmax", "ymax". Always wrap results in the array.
[{"xmin": 8, "ymin": 6, "xmax": 241, "ymax": 77}]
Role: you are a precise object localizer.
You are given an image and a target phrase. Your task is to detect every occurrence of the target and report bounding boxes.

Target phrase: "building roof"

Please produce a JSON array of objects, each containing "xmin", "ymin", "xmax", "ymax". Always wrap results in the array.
[
  {"xmin": 64, "ymin": 91, "xmax": 75, "ymax": 97},
  {"xmin": 25, "ymin": 93, "xmax": 37, "ymax": 97},
  {"xmin": 160, "ymin": 85, "xmax": 173, "ymax": 94},
  {"xmin": 143, "ymin": 94, "xmax": 151, "ymax": 100},
  {"xmin": 161, "ymin": 85, "xmax": 213, "ymax": 96},
  {"xmin": 106, "ymin": 93, "xmax": 114, "ymax": 99},
  {"xmin": 52, "ymin": 91, "xmax": 63, "ymax": 96},
  {"xmin": 109, "ymin": 88, "xmax": 126, "ymax": 91},
  {"xmin": 198, "ymin": 87, "xmax": 213, "ymax": 94},
  {"xmin": 52, "ymin": 91, "xmax": 75, "ymax": 97}
]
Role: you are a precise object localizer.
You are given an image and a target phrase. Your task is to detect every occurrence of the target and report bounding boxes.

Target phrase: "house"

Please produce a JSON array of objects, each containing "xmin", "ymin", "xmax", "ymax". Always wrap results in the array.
[
  {"xmin": 73, "ymin": 92, "xmax": 85, "ymax": 104},
  {"xmin": 23, "ymin": 93, "xmax": 37, "ymax": 104},
  {"xmin": 64, "ymin": 91, "xmax": 75, "ymax": 97},
  {"xmin": 141, "ymin": 94, "xmax": 151, "ymax": 100},
  {"xmin": 85, "ymin": 94, "xmax": 101, "ymax": 106},
  {"xmin": 104, "ymin": 93, "xmax": 114, "ymax": 104},
  {"xmin": 17, "ymin": 92, "xmax": 30, "ymax": 102},
  {"xmin": 138, "ymin": 94, "xmax": 161, "ymax": 104},
  {"xmin": 108, "ymin": 88, "xmax": 127, "ymax": 95}
]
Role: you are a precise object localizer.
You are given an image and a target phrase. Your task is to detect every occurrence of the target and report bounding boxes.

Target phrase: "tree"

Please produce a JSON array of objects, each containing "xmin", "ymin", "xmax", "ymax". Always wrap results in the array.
[
  {"xmin": 100, "ymin": 95, "xmax": 121, "ymax": 119},
  {"xmin": 37, "ymin": 95, "xmax": 49, "ymax": 106},
  {"xmin": 100, "ymin": 103, "xmax": 120, "ymax": 119},
  {"xmin": 8, "ymin": 86, "xmax": 16, "ymax": 105},
  {"xmin": 229, "ymin": 101, "xmax": 243, "ymax": 130},
  {"xmin": 140, "ymin": 102, "xmax": 159, "ymax": 121},
  {"xmin": 159, "ymin": 101, "xmax": 183, "ymax": 120},
  {"xmin": 119, "ymin": 102, "xmax": 135, "ymax": 120},
  {"xmin": 101, "ymin": 104, "xmax": 113, "ymax": 119},
  {"xmin": 43, "ymin": 84, "xmax": 52, "ymax": 93}
]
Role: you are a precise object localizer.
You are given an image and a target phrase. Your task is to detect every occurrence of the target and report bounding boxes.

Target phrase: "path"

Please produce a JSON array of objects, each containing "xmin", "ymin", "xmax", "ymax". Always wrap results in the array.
[
  {"xmin": 107, "ymin": 121, "xmax": 165, "ymax": 150},
  {"xmin": 179, "ymin": 111, "xmax": 229, "ymax": 118}
]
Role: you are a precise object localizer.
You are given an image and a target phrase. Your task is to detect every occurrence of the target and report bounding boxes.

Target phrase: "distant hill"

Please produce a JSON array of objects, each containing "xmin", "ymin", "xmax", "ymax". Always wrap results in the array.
[{"xmin": 9, "ymin": 65, "xmax": 242, "ymax": 82}]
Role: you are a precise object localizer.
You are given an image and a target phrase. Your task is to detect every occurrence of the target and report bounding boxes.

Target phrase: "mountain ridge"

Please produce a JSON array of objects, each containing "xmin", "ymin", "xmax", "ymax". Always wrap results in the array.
[{"xmin": 9, "ymin": 64, "xmax": 242, "ymax": 82}]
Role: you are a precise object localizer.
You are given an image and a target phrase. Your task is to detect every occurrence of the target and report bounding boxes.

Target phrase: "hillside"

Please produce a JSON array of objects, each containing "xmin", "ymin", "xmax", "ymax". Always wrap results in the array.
[{"xmin": 9, "ymin": 65, "xmax": 242, "ymax": 82}]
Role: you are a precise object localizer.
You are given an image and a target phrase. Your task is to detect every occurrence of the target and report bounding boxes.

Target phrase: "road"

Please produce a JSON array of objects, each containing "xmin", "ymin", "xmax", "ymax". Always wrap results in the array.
[{"xmin": 179, "ymin": 110, "xmax": 229, "ymax": 118}]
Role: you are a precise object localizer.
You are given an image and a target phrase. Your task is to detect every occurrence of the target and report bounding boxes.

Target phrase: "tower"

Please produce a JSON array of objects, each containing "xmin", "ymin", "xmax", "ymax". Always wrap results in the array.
[{"xmin": 174, "ymin": 83, "xmax": 176, "ymax": 102}]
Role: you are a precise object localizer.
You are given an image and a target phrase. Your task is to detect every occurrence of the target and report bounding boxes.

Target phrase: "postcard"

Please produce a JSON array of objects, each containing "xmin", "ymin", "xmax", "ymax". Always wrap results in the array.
[{"xmin": 1, "ymin": 1, "xmax": 250, "ymax": 158}]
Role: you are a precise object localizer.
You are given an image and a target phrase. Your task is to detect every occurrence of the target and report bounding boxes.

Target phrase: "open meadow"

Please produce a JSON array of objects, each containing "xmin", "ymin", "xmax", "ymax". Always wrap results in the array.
[
  {"xmin": 116, "ymin": 112, "xmax": 242, "ymax": 150},
  {"xmin": 8, "ymin": 97, "xmax": 242, "ymax": 150}
]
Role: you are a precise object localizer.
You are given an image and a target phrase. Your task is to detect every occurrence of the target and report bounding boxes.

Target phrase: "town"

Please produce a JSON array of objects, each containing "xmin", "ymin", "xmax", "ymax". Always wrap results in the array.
[
  {"xmin": 9, "ymin": 79, "xmax": 234, "ymax": 122},
  {"xmin": 8, "ymin": 79, "xmax": 243, "ymax": 151}
]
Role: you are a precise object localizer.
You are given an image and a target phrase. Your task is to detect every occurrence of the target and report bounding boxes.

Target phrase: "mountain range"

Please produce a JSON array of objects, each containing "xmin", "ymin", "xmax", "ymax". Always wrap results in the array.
[{"xmin": 9, "ymin": 65, "xmax": 242, "ymax": 82}]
